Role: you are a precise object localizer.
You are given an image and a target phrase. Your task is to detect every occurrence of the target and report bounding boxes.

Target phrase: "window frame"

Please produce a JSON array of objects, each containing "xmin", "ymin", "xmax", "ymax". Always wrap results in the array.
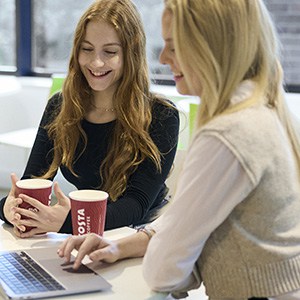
[{"xmin": 16, "ymin": 0, "xmax": 32, "ymax": 76}]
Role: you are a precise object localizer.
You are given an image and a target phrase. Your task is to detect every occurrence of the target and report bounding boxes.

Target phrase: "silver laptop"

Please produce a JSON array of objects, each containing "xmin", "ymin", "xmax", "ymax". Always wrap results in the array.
[{"xmin": 0, "ymin": 246, "xmax": 111, "ymax": 300}]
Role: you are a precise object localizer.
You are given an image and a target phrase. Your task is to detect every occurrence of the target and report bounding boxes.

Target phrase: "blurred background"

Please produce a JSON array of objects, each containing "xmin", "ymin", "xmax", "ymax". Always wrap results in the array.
[{"xmin": 0, "ymin": 0, "xmax": 299, "ymax": 91}]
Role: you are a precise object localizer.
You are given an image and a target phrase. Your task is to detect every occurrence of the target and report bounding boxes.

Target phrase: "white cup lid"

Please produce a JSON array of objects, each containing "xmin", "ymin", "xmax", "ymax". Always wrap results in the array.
[
  {"xmin": 69, "ymin": 190, "xmax": 108, "ymax": 201},
  {"xmin": 16, "ymin": 178, "xmax": 53, "ymax": 189}
]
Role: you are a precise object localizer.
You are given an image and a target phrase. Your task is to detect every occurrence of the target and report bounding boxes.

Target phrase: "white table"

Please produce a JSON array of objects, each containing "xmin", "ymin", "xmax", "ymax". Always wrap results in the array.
[{"xmin": 0, "ymin": 221, "xmax": 207, "ymax": 300}]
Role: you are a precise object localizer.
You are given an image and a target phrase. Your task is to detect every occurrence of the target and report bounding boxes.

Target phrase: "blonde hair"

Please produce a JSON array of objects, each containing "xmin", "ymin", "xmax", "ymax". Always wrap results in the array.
[
  {"xmin": 164, "ymin": 0, "xmax": 300, "ymax": 171},
  {"xmin": 44, "ymin": 0, "xmax": 172, "ymax": 200}
]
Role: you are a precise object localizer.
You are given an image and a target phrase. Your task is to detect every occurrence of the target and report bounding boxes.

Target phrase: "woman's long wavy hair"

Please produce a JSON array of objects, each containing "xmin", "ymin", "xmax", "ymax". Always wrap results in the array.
[
  {"xmin": 44, "ymin": 0, "xmax": 167, "ymax": 200},
  {"xmin": 164, "ymin": 0, "xmax": 300, "ymax": 172}
]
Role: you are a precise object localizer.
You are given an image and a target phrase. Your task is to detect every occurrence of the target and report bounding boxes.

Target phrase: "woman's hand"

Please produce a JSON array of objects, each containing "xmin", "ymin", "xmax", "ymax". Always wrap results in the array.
[
  {"xmin": 57, "ymin": 233, "xmax": 121, "ymax": 270},
  {"xmin": 3, "ymin": 173, "xmax": 23, "ymax": 229},
  {"xmin": 12, "ymin": 182, "xmax": 71, "ymax": 238},
  {"xmin": 58, "ymin": 230, "xmax": 151, "ymax": 270}
]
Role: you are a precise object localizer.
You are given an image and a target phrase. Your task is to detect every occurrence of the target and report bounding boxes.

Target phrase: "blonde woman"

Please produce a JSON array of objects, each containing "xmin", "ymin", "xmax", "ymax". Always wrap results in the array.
[
  {"xmin": 0, "ymin": 0, "xmax": 179, "ymax": 237},
  {"xmin": 59, "ymin": 0, "xmax": 300, "ymax": 299}
]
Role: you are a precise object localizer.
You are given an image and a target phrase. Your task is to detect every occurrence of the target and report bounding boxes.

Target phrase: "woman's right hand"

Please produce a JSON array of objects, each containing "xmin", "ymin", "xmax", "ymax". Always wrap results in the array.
[
  {"xmin": 58, "ymin": 230, "xmax": 150, "ymax": 270},
  {"xmin": 3, "ymin": 173, "xmax": 24, "ymax": 230},
  {"xmin": 57, "ymin": 234, "xmax": 121, "ymax": 270}
]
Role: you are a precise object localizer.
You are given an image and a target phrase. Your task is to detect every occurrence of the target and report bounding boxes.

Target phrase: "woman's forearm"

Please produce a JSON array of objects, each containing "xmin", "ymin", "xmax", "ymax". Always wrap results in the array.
[{"xmin": 117, "ymin": 231, "xmax": 151, "ymax": 260}]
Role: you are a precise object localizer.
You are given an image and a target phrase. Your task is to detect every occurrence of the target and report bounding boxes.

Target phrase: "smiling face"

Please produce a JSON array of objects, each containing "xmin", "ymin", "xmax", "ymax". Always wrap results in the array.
[
  {"xmin": 78, "ymin": 20, "xmax": 124, "ymax": 98},
  {"xmin": 159, "ymin": 9, "xmax": 190, "ymax": 95}
]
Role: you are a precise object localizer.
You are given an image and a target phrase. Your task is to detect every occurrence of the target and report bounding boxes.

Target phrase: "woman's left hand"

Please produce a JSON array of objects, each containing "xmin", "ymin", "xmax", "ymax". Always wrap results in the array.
[{"xmin": 12, "ymin": 182, "xmax": 71, "ymax": 238}]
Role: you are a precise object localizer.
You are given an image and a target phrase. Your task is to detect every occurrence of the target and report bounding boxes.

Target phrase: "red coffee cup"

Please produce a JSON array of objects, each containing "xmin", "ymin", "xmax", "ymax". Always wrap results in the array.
[
  {"xmin": 69, "ymin": 190, "xmax": 108, "ymax": 236},
  {"xmin": 16, "ymin": 178, "xmax": 53, "ymax": 232}
]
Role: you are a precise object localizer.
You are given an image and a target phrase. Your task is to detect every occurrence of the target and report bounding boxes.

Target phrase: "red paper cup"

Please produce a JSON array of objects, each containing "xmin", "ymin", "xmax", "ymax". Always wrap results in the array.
[
  {"xmin": 69, "ymin": 190, "xmax": 108, "ymax": 236},
  {"xmin": 16, "ymin": 178, "xmax": 53, "ymax": 232}
]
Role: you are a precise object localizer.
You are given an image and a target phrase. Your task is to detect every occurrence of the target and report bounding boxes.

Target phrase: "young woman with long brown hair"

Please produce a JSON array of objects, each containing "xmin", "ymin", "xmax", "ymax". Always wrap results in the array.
[{"xmin": 0, "ymin": 0, "xmax": 179, "ymax": 237}]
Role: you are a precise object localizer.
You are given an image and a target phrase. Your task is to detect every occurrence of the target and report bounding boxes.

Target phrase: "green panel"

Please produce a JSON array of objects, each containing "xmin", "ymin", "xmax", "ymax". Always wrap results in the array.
[
  {"xmin": 49, "ymin": 75, "xmax": 65, "ymax": 96},
  {"xmin": 189, "ymin": 103, "xmax": 198, "ymax": 139}
]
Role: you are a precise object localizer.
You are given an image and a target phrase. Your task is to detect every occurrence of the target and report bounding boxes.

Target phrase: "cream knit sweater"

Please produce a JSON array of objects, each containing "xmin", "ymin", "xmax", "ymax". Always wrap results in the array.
[{"xmin": 199, "ymin": 103, "xmax": 300, "ymax": 298}]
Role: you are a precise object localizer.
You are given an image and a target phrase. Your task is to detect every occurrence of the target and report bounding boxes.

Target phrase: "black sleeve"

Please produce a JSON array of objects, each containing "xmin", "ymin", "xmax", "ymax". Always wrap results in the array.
[
  {"xmin": 104, "ymin": 101, "xmax": 180, "ymax": 229},
  {"xmin": 0, "ymin": 93, "xmax": 61, "ymax": 224},
  {"xmin": 0, "ymin": 197, "xmax": 9, "ymax": 224}
]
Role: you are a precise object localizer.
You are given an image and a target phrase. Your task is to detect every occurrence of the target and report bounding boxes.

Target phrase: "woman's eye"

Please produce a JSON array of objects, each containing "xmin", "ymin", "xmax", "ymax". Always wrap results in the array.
[
  {"xmin": 82, "ymin": 47, "xmax": 93, "ymax": 52},
  {"xmin": 105, "ymin": 51, "xmax": 117, "ymax": 55}
]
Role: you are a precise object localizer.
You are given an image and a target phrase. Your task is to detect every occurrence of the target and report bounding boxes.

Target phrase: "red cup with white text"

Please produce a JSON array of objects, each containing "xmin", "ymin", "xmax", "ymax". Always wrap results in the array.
[
  {"xmin": 16, "ymin": 178, "xmax": 53, "ymax": 232},
  {"xmin": 69, "ymin": 190, "xmax": 108, "ymax": 236}
]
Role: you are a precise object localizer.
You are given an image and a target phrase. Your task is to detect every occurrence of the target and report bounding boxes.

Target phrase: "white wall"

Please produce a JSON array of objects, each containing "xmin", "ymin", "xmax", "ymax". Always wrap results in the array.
[
  {"xmin": 0, "ymin": 76, "xmax": 50, "ymax": 134},
  {"xmin": 0, "ymin": 76, "xmax": 50, "ymax": 187}
]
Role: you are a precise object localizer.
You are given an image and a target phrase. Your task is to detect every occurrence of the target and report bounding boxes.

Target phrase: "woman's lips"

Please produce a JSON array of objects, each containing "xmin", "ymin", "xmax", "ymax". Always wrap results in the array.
[
  {"xmin": 89, "ymin": 70, "xmax": 112, "ymax": 77},
  {"xmin": 174, "ymin": 73, "xmax": 184, "ymax": 82}
]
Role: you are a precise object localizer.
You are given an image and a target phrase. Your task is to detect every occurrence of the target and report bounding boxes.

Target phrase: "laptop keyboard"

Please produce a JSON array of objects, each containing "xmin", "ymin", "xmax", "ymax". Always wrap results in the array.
[{"xmin": 0, "ymin": 251, "xmax": 65, "ymax": 295}]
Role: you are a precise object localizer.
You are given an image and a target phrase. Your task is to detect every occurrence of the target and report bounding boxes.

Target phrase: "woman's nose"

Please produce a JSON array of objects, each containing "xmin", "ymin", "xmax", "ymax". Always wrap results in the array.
[
  {"xmin": 159, "ymin": 48, "xmax": 166, "ymax": 65},
  {"xmin": 159, "ymin": 47, "xmax": 169, "ymax": 65},
  {"xmin": 90, "ymin": 55, "xmax": 105, "ymax": 68}
]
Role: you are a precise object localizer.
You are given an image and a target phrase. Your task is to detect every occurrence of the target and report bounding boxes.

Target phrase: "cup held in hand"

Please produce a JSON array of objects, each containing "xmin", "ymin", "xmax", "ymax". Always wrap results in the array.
[
  {"xmin": 69, "ymin": 190, "xmax": 108, "ymax": 236},
  {"xmin": 16, "ymin": 178, "xmax": 53, "ymax": 232}
]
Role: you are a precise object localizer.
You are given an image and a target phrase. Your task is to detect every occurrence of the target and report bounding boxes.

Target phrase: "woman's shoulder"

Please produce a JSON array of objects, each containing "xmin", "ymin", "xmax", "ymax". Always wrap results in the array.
[
  {"xmin": 202, "ymin": 104, "xmax": 268, "ymax": 131},
  {"xmin": 41, "ymin": 92, "xmax": 63, "ymax": 125},
  {"xmin": 47, "ymin": 92, "xmax": 63, "ymax": 108},
  {"xmin": 151, "ymin": 94, "xmax": 179, "ymax": 120}
]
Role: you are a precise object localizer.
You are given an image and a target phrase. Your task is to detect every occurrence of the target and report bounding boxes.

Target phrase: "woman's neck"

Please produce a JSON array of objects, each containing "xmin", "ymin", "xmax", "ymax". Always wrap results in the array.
[
  {"xmin": 85, "ymin": 109, "xmax": 116, "ymax": 124},
  {"xmin": 92, "ymin": 89, "xmax": 114, "ymax": 109},
  {"xmin": 85, "ymin": 91, "xmax": 116, "ymax": 124}
]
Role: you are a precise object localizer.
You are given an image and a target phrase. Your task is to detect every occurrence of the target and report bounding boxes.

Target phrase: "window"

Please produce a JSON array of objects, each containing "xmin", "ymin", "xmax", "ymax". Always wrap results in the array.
[
  {"xmin": 265, "ymin": 0, "xmax": 300, "ymax": 92},
  {"xmin": 0, "ymin": 0, "xmax": 16, "ymax": 71},
  {"xmin": 0, "ymin": 0, "xmax": 299, "ymax": 91},
  {"xmin": 32, "ymin": 0, "xmax": 94, "ymax": 73},
  {"xmin": 32, "ymin": 0, "xmax": 169, "ymax": 79},
  {"xmin": 133, "ymin": 0, "xmax": 170, "ymax": 81}
]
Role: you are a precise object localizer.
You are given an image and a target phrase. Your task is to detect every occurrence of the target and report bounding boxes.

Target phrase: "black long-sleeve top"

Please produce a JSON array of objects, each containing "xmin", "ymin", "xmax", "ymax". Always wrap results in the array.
[{"xmin": 0, "ymin": 93, "xmax": 179, "ymax": 233}]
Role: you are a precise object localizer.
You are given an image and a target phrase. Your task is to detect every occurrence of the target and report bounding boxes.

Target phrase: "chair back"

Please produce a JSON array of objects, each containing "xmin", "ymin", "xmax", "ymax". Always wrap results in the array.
[{"xmin": 49, "ymin": 74, "xmax": 65, "ymax": 97}]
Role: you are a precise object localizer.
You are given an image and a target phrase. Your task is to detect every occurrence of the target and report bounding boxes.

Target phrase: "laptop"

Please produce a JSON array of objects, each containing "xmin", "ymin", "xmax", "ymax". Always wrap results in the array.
[{"xmin": 0, "ymin": 246, "xmax": 112, "ymax": 300}]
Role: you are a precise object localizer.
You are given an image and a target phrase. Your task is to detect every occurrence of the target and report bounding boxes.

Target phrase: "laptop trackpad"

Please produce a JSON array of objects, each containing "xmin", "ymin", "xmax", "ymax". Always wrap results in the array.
[{"xmin": 39, "ymin": 258, "xmax": 111, "ymax": 290}]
